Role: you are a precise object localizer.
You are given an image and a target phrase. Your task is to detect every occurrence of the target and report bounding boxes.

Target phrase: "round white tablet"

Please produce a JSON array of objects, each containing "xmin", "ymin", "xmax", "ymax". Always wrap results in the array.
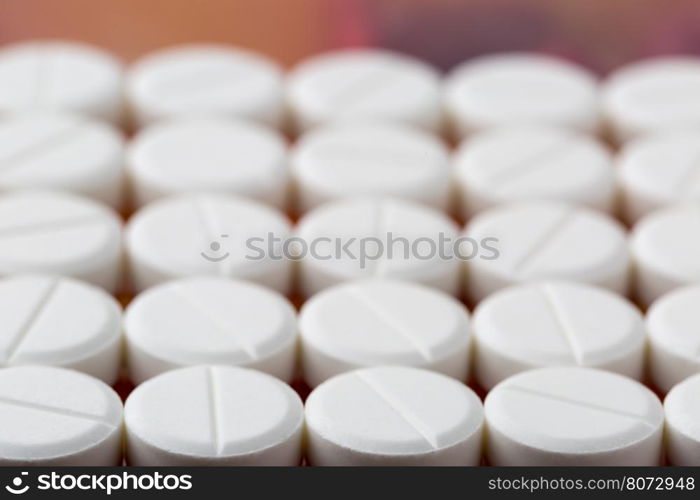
[
  {"xmin": 664, "ymin": 373, "xmax": 700, "ymax": 465},
  {"xmin": 444, "ymin": 53, "xmax": 600, "ymax": 139},
  {"xmin": 294, "ymin": 198, "xmax": 461, "ymax": 298},
  {"xmin": 472, "ymin": 281, "xmax": 645, "ymax": 391},
  {"xmin": 484, "ymin": 367, "xmax": 664, "ymax": 465},
  {"xmin": 124, "ymin": 277, "xmax": 297, "ymax": 384},
  {"xmin": 126, "ymin": 117, "xmax": 288, "ymax": 209},
  {"xmin": 124, "ymin": 365, "xmax": 303, "ymax": 465},
  {"xmin": 125, "ymin": 193, "xmax": 292, "ymax": 294},
  {"xmin": 0, "ymin": 275, "xmax": 122, "ymax": 383},
  {"xmin": 0, "ymin": 41, "xmax": 123, "ymax": 124},
  {"xmin": 453, "ymin": 127, "xmax": 615, "ymax": 217},
  {"xmin": 630, "ymin": 204, "xmax": 700, "ymax": 307},
  {"xmin": 299, "ymin": 280, "xmax": 470, "ymax": 387},
  {"xmin": 305, "ymin": 366, "xmax": 483, "ymax": 465},
  {"xmin": 291, "ymin": 123, "xmax": 450, "ymax": 213},
  {"xmin": 463, "ymin": 201, "xmax": 629, "ymax": 303},
  {"xmin": 0, "ymin": 113, "xmax": 124, "ymax": 207},
  {"xmin": 618, "ymin": 130, "xmax": 700, "ymax": 223},
  {"xmin": 602, "ymin": 56, "xmax": 700, "ymax": 142},
  {"xmin": 0, "ymin": 191, "xmax": 123, "ymax": 291},
  {"xmin": 646, "ymin": 285, "xmax": 700, "ymax": 393},
  {"xmin": 287, "ymin": 49, "xmax": 441, "ymax": 133},
  {"xmin": 126, "ymin": 44, "xmax": 284, "ymax": 128},
  {"xmin": 0, "ymin": 366, "xmax": 123, "ymax": 465}
]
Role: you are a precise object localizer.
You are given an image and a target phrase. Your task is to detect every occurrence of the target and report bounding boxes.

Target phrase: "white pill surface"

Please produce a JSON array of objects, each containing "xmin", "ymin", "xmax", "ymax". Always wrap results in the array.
[
  {"xmin": 0, "ymin": 41, "xmax": 123, "ymax": 124},
  {"xmin": 294, "ymin": 198, "xmax": 461, "ymax": 298},
  {"xmin": 125, "ymin": 193, "xmax": 291, "ymax": 294},
  {"xmin": 484, "ymin": 367, "xmax": 664, "ymax": 465},
  {"xmin": 603, "ymin": 56, "xmax": 700, "ymax": 142},
  {"xmin": 646, "ymin": 285, "xmax": 700, "ymax": 393},
  {"xmin": 127, "ymin": 44, "xmax": 284, "ymax": 128},
  {"xmin": 463, "ymin": 201, "xmax": 629, "ymax": 303},
  {"xmin": 125, "ymin": 277, "xmax": 297, "ymax": 384},
  {"xmin": 630, "ymin": 204, "xmax": 700, "ymax": 307},
  {"xmin": 472, "ymin": 281, "xmax": 645, "ymax": 391},
  {"xmin": 0, "ymin": 113, "xmax": 124, "ymax": 207},
  {"xmin": 0, "ymin": 365, "xmax": 123, "ymax": 465},
  {"xmin": 127, "ymin": 117, "xmax": 288, "ymax": 209},
  {"xmin": 299, "ymin": 279, "xmax": 470, "ymax": 388},
  {"xmin": 291, "ymin": 123, "xmax": 450, "ymax": 213},
  {"xmin": 454, "ymin": 127, "xmax": 614, "ymax": 217},
  {"xmin": 664, "ymin": 373, "xmax": 700, "ymax": 465},
  {"xmin": 618, "ymin": 130, "xmax": 700, "ymax": 223},
  {"xmin": 444, "ymin": 53, "xmax": 599, "ymax": 139},
  {"xmin": 0, "ymin": 275, "xmax": 122, "ymax": 383},
  {"xmin": 124, "ymin": 365, "xmax": 303, "ymax": 465},
  {"xmin": 305, "ymin": 366, "xmax": 483, "ymax": 465},
  {"xmin": 287, "ymin": 49, "xmax": 441, "ymax": 133},
  {"xmin": 0, "ymin": 191, "xmax": 122, "ymax": 291}
]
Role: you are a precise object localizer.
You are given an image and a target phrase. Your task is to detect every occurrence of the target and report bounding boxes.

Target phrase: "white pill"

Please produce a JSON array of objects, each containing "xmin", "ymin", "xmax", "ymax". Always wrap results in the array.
[
  {"xmin": 664, "ymin": 373, "xmax": 700, "ymax": 465},
  {"xmin": 0, "ymin": 365, "xmax": 123, "ymax": 465},
  {"xmin": 0, "ymin": 41, "xmax": 123, "ymax": 124},
  {"xmin": 125, "ymin": 193, "xmax": 292, "ymax": 294},
  {"xmin": 0, "ymin": 191, "xmax": 122, "ymax": 291},
  {"xmin": 618, "ymin": 130, "xmax": 700, "ymax": 223},
  {"xmin": 287, "ymin": 49, "xmax": 441, "ymax": 133},
  {"xmin": 472, "ymin": 281, "xmax": 645, "ymax": 391},
  {"xmin": 305, "ymin": 366, "xmax": 483, "ymax": 465},
  {"xmin": 0, "ymin": 275, "xmax": 122, "ymax": 383},
  {"xmin": 294, "ymin": 198, "xmax": 461, "ymax": 298},
  {"xmin": 603, "ymin": 56, "xmax": 700, "ymax": 142},
  {"xmin": 124, "ymin": 365, "xmax": 303, "ymax": 465},
  {"xmin": 630, "ymin": 204, "xmax": 700, "ymax": 307},
  {"xmin": 127, "ymin": 117, "xmax": 288, "ymax": 209},
  {"xmin": 484, "ymin": 367, "xmax": 664, "ymax": 465},
  {"xmin": 444, "ymin": 53, "xmax": 599, "ymax": 139},
  {"xmin": 124, "ymin": 277, "xmax": 297, "ymax": 384},
  {"xmin": 127, "ymin": 44, "xmax": 284, "ymax": 128},
  {"xmin": 0, "ymin": 113, "xmax": 124, "ymax": 207},
  {"xmin": 299, "ymin": 279, "xmax": 470, "ymax": 388},
  {"xmin": 646, "ymin": 285, "xmax": 700, "ymax": 393},
  {"xmin": 463, "ymin": 201, "xmax": 629, "ymax": 303},
  {"xmin": 454, "ymin": 127, "xmax": 614, "ymax": 218}
]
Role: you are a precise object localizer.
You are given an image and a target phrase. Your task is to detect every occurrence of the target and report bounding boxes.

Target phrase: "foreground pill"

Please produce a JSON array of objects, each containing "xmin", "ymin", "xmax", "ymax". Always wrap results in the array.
[
  {"xmin": 485, "ymin": 367, "xmax": 664, "ymax": 465},
  {"xmin": 125, "ymin": 365, "xmax": 303, "ymax": 465},
  {"xmin": 299, "ymin": 280, "xmax": 470, "ymax": 387},
  {"xmin": 463, "ymin": 201, "xmax": 629, "ymax": 303},
  {"xmin": 454, "ymin": 127, "xmax": 614, "ymax": 217},
  {"xmin": 472, "ymin": 281, "xmax": 645, "ymax": 390},
  {"xmin": 287, "ymin": 49, "xmax": 441, "ymax": 133},
  {"xmin": 0, "ymin": 41, "xmax": 123, "ymax": 124},
  {"xmin": 0, "ymin": 366, "xmax": 123, "ymax": 465},
  {"xmin": 0, "ymin": 191, "xmax": 122, "ymax": 291},
  {"xmin": 125, "ymin": 193, "xmax": 291, "ymax": 294},
  {"xmin": 647, "ymin": 285, "xmax": 700, "ymax": 393},
  {"xmin": 618, "ymin": 130, "xmax": 700, "ymax": 223},
  {"xmin": 630, "ymin": 205, "xmax": 700, "ymax": 306},
  {"xmin": 127, "ymin": 118, "xmax": 288, "ymax": 209},
  {"xmin": 603, "ymin": 56, "xmax": 700, "ymax": 142},
  {"xmin": 664, "ymin": 373, "xmax": 700, "ymax": 465},
  {"xmin": 0, "ymin": 113, "xmax": 124, "ymax": 207},
  {"xmin": 291, "ymin": 123, "xmax": 450, "ymax": 213},
  {"xmin": 305, "ymin": 366, "xmax": 483, "ymax": 465},
  {"xmin": 127, "ymin": 44, "xmax": 284, "ymax": 128},
  {"xmin": 294, "ymin": 198, "xmax": 461, "ymax": 298},
  {"xmin": 125, "ymin": 277, "xmax": 297, "ymax": 384},
  {"xmin": 444, "ymin": 53, "xmax": 599, "ymax": 139},
  {"xmin": 0, "ymin": 275, "xmax": 122, "ymax": 383}
]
